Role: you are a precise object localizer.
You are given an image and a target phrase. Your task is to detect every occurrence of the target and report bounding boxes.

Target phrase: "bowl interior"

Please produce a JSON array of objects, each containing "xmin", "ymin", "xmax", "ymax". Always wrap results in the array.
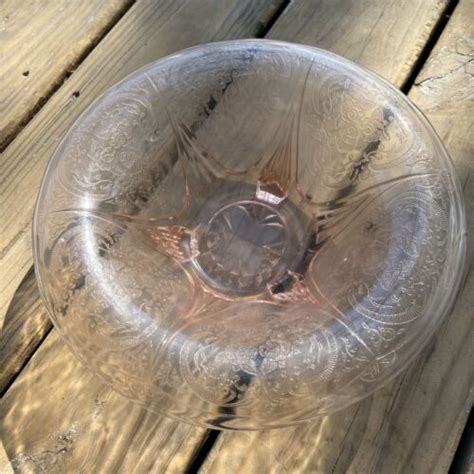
[{"xmin": 34, "ymin": 41, "xmax": 465, "ymax": 429}]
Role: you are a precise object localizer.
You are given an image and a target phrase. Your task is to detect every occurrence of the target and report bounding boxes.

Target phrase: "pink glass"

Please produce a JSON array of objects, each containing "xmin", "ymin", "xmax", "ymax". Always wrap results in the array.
[{"xmin": 33, "ymin": 40, "xmax": 466, "ymax": 430}]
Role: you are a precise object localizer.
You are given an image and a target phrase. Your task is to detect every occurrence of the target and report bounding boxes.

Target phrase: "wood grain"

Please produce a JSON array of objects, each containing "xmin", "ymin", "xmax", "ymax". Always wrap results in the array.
[
  {"xmin": 0, "ymin": 0, "xmax": 448, "ymax": 330},
  {"xmin": 0, "ymin": 332, "xmax": 207, "ymax": 473},
  {"xmin": 0, "ymin": 0, "xmax": 133, "ymax": 150},
  {"xmin": 0, "ymin": 0, "xmax": 471, "ymax": 471},
  {"xmin": 451, "ymin": 411, "xmax": 474, "ymax": 474},
  {"xmin": 0, "ymin": 0, "xmax": 287, "ymax": 324},
  {"xmin": 0, "ymin": 0, "xmax": 286, "ymax": 384},
  {"xmin": 267, "ymin": 0, "xmax": 451, "ymax": 87},
  {"xmin": 0, "ymin": 0, "xmax": 288, "ymax": 471},
  {"xmin": 0, "ymin": 0, "xmax": 451, "ymax": 402},
  {"xmin": 0, "ymin": 270, "xmax": 51, "ymax": 395},
  {"xmin": 200, "ymin": 0, "xmax": 474, "ymax": 472}
]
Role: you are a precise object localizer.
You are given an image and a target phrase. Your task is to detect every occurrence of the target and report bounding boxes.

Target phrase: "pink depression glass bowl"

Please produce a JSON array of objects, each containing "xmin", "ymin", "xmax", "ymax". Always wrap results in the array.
[{"xmin": 33, "ymin": 40, "xmax": 466, "ymax": 430}]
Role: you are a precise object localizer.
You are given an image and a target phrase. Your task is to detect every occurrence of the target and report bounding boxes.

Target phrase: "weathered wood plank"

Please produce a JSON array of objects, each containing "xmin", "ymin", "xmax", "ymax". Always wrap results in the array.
[
  {"xmin": 267, "ymin": 0, "xmax": 451, "ymax": 87},
  {"xmin": 200, "ymin": 0, "xmax": 474, "ymax": 472},
  {"xmin": 0, "ymin": 0, "xmax": 286, "ymax": 388},
  {"xmin": 0, "ymin": 0, "xmax": 286, "ymax": 324},
  {"xmin": 450, "ymin": 410, "xmax": 474, "ymax": 474},
  {"xmin": 0, "ymin": 332, "xmax": 207, "ymax": 473},
  {"xmin": 0, "ymin": 0, "xmax": 289, "ymax": 470},
  {"xmin": 0, "ymin": 0, "xmax": 133, "ymax": 150},
  {"xmin": 0, "ymin": 270, "xmax": 51, "ymax": 395},
  {"xmin": 0, "ymin": 0, "xmax": 450, "ymax": 331},
  {"xmin": 1, "ymin": 0, "xmax": 470, "ymax": 471},
  {"xmin": 0, "ymin": 0, "xmax": 452, "ymax": 406}
]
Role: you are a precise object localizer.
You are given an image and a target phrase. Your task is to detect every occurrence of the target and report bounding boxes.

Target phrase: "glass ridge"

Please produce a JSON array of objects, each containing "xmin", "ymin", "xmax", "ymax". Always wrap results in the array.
[{"xmin": 33, "ymin": 40, "xmax": 466, "ymax": 430}]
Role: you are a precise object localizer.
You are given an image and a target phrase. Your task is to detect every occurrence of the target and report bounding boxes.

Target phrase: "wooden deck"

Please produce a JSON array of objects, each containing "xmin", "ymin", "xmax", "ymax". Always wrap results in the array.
[{"xmin": 0, "ymin": 0, "xmax": 472, "ymax": 472}]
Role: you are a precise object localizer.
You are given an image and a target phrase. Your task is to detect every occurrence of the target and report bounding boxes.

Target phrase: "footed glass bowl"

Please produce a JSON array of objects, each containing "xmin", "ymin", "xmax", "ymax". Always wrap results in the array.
[{"xmin": 33, "ymin": 40, "xmax": 465, "ymax": 430}]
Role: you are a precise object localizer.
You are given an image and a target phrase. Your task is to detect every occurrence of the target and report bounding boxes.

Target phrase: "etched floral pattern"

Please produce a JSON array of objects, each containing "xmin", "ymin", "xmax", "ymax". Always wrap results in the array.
[{"xmin": 34, "ymin": 41, "xmax": 465, "ymax": 429}]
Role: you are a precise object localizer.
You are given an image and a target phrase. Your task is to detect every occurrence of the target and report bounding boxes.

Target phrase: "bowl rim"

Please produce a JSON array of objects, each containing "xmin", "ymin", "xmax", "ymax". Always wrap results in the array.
[{"xmin": 32, "ymin": 39, "xmax": 467, "ymax": 429}]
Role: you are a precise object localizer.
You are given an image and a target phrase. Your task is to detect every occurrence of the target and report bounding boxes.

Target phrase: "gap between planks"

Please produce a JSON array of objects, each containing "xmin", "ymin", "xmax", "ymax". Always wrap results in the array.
[
  {"xmin": 197, "ymin": 0, "xmax": 474, "ymax": 471},
  {"xmin": 0, "ymin": 0, "xmax": 287, "ymax": 470},
  {"xmin": 188, "ymin": 0, "xmax": 465, "ymax": 469},
  {"xmin": 0, "ymin": 1, "xmax": 466, "ymax": 469},
  {"xmin": 0, "ymin": 0, "xmax": 136, "ymax": 153},
  {"xmin": 400, "ymin": 0, "xmax": 459, "ymax": 93},
  {"xmin": 0, "ymin": 0, "xmax": 292, "ymax": 396}
]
